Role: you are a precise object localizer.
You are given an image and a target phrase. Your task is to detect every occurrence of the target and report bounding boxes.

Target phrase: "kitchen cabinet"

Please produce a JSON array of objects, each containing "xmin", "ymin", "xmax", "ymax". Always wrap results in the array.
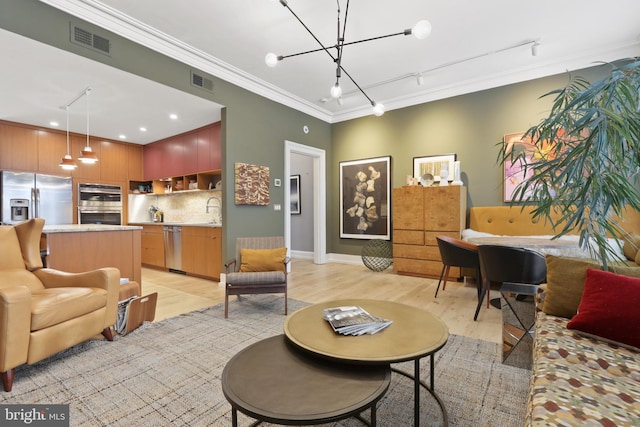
[
  {"xmin": 99, "ymin": 140, "xmax": 129, "ymax": 182},
  {"xmin": 1, "ymin": 120, "xmax": 144, "ymax": 184},
  {"xmin": 392, "ymin": 185, "xmax": 467, "ymax": 278},
  {"xmin": 141, "ymin": 224, "xmax": 165, "ymax": 268},
  {"xmin": 37, "ymin": 129, "xmax": 72, "ymax": 176},
  {"xmin": 182, "ymin": 226, "xmax": 222, "ymax": 280},
  {"xmin": 43, "ymin": 225, "xmax": 142, "ymax": 284},
  {"xmin": 127, "ymin": 144, "xmax": 144, "ymax": 181},
  {"xmin": 143, "ymin": 122, "xmax": 221, "ymax": 180},
  {"xmin": 0, "ymin": 122, "xmax": 39, "ymax": 172}
]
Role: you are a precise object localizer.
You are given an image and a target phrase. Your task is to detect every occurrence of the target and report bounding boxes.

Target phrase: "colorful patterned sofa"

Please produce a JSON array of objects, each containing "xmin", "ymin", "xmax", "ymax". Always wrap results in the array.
[
  {"xmin": 467, "ymin": 206, "xmax": 640, "ymax": 425},
  {"xmin": 525, "ymin": 256, "xmax": 640, "ymax": 426}
]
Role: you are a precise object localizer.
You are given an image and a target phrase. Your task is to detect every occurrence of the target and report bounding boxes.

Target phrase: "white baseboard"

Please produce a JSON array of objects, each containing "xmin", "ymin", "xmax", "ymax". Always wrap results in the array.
[{"xmin": 290, "ymin": 250, "xmax": 363, "ymax": 266}]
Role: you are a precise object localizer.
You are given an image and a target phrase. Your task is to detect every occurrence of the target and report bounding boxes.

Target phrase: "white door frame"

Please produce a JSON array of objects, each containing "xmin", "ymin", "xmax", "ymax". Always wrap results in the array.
[{"xmin": 284, "ymin": 140, "xmax": 327, "ymax": 264}]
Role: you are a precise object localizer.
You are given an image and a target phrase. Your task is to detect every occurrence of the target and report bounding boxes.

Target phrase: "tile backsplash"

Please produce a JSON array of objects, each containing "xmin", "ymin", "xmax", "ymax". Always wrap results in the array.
[{"xmin": 128, "ymin": 190, "xmax": 222, "ymax": 224}]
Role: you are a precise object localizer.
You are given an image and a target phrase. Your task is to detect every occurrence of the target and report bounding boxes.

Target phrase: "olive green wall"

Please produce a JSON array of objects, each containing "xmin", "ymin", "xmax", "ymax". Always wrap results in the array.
[
  {"xmin": 330, "ymin": 66, "xmax": 609, "ymax": 255},
  {"xmin": 1, "ymin": 0, "xmax": 613, "ymax": 260},
  {"xmin": 1, "ymin": 0, "xmax": 332, "ymax": 262}
]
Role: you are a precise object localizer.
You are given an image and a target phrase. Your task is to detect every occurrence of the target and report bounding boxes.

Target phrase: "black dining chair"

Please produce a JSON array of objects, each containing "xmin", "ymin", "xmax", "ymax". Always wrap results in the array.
[
  {"xmin": 435, "ymin": 236, "xmax": 488, "ymax": 316},
  {"xmin": 475, "ymin": 245, "xmax": 547, "ymax": 321}
]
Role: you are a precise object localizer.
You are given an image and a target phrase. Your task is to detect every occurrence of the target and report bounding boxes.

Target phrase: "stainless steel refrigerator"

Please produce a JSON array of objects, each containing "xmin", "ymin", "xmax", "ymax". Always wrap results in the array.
[{"xmin": 0, "ymin": 171, "xmax": 73, "ymax": 225}]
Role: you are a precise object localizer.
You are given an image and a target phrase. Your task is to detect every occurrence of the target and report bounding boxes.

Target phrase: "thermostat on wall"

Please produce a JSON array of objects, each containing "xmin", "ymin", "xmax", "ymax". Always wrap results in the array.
[{"xmin": 274, "ymin": 178, "xmax": 281, "ymax": 187}]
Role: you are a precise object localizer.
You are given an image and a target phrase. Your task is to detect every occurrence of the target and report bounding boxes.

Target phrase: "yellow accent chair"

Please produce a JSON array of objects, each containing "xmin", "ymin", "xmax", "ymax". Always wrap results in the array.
[{"xmin": 0, "ymin": 219, "xmax": 119, "ymax": 391}]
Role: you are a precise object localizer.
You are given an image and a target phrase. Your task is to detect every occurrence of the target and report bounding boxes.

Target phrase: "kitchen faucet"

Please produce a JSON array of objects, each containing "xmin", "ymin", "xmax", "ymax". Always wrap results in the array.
[{"xmin": 206, "ymin": 196, "xmax": 222, "ymax": 224}]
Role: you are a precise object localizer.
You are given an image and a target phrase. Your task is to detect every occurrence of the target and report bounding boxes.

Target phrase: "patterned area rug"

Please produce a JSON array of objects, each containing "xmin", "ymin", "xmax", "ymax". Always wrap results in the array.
[{"xmin": 0, "ymin": 296, "xmax": 530, "ymax": 426}]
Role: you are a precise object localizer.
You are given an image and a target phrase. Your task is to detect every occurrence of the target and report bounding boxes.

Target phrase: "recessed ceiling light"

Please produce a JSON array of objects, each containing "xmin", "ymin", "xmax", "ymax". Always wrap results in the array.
[
  {"xmin": 169, "ymin": 113, "xmax": 178, "ymax": 120},
  {"xmin": 50, "ymin": 121, "xmax": 59, "ymax": 127},
  {"xmin": 140, "ymin": 127, "xmax": 147, "ymax": 132},
  {"xmin": 119, "ymin": 134, "xmax": 126, "ymax": 139}
]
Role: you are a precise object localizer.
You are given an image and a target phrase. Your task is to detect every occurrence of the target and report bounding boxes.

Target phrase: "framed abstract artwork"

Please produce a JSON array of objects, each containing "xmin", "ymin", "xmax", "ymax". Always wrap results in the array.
[
  {"xmin": 234, "ymin": 162, "xmax": 270, "ymax": 205},
  {"xmin": 339, "ymin": 156, "xmax": 391, "ymax": 240},
  {"xmin": 503, "ymin": 132, "xmax": 534, "ymax": 202}
]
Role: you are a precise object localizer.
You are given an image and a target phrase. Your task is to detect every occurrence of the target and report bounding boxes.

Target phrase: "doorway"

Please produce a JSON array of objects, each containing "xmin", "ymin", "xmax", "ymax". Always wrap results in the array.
[{"xmin": 284, "ymin": 141, "xmax": 327, "ymax": 264}]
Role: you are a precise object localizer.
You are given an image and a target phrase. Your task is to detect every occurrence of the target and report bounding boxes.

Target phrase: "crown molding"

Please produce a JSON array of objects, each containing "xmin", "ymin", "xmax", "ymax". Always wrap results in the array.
[
  {"xmin": 40, "ymin": 1, "xmax": 640, "ymax": 125},
  {"xmin": 40, "ymin": 0, "xmax": 334, "ymax": 122},
  {"xmin": 330, "ymin": 41, "xmax": 640, "ymax": 123}
]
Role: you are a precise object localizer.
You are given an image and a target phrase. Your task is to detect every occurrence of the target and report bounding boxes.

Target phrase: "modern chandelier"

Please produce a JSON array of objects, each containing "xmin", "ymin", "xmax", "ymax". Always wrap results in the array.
[{"xmin": 265, "ymin": 0, "xmax": 431, "ymax": 116}]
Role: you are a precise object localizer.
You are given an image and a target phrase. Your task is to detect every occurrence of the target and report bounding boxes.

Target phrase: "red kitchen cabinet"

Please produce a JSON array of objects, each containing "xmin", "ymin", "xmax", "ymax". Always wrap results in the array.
[{"xmin": 143, "ymin": 122, "xmax": 221, "ymax": 180}]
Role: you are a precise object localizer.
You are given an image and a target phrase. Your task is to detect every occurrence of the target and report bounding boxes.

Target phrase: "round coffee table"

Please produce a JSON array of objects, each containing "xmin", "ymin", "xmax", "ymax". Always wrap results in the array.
[
  {"xmin": 222, "ymin": 335, "xmax": 391, "ymax": 426},
  {"xmin": 284, "ymin": 299, "xmax": 449, "ymax": 427}
]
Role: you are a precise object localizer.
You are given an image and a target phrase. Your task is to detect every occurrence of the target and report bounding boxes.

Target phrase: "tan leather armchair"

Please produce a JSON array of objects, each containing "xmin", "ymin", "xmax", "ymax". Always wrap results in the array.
[{"xmin": 0, "ymin": 218, "xmax": 119, "ymax": 391}]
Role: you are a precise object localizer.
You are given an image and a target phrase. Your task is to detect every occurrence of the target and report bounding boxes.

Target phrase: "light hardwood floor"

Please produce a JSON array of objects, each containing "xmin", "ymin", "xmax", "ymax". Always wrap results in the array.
[{"xmin": 141, "ymin": 258, "xmax": 503, "ymax": 343}]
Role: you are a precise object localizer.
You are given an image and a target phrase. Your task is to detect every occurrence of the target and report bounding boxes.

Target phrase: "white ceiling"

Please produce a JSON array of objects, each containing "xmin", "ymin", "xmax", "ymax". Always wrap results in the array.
[{"xmin": 3, "ymin": 0, "xmax": 640, "ymax": 143}]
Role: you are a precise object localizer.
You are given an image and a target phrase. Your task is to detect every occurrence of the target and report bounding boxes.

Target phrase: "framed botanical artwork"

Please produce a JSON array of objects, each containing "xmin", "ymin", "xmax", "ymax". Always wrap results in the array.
[
  {"xmin": 290, "ymin": 175, "xmax": 301, "ymax": 215},
  {"xmin": 503, "ymin": 132, "xmax": 535, "ymax": 202},
  {"xmin": 413, "ymin": 154, "xmax": 456, "ymax": 183},
  {"xmin": 339, "ymin": 156, "xmax": 391, "ymax": 240}
]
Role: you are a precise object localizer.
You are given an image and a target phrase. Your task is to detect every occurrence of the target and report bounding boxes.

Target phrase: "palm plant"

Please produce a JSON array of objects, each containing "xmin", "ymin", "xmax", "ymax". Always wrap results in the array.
[{"xmin": 499, "ymin": 58, "xmax": 640, "ymax": 269}]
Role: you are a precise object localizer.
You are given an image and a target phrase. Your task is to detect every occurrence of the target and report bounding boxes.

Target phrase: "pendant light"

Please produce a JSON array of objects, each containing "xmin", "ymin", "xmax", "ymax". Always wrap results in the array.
[
  {"xmin": 59, "ymin": 105, "xmax": 77, "ymax": 170},
  {"xmin": 78, "ymin": 87, "xmax": 98, "ymax": 164}
]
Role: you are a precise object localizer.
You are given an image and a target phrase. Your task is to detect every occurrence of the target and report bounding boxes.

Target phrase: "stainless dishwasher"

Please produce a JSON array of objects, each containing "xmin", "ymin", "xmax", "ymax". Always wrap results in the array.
[{"xmin": 163, "ymin": 226, "xmax": 183, "ymax": 271}]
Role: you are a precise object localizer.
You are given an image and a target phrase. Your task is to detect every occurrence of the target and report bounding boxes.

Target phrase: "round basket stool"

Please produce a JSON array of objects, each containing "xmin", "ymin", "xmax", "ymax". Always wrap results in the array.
[{"xmin": 361, "ymin": 239, "xmax": 393, "ymax": 272}]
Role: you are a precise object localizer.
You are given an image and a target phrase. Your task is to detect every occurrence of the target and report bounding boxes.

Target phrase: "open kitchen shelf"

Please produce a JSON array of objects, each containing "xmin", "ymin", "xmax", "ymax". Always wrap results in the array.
[{"xmin": 129, "ymin": 170, "xmax": 221, "ymax": 195}]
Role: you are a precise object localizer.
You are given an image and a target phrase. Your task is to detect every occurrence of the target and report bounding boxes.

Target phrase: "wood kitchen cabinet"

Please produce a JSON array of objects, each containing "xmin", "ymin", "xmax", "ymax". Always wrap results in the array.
[
  {"xmin": 37, "ymin": 129, "xmax": 72, "ymax": 176},
  {"xmin": 141, "ymin": 224, "xmax": 165, "ymax": 268},
  {"xmin": 127, "ymin": 144, "xmax": 144, "ymax": 181},
  {"xmin": 392, "ymin": 185, "xmax": 467, "ymax": 279},
  {"xmin": 143, "ymin": 122, "xmax": 221, "ymax": 180},
  {"xmin": 99, "ymin": 140, "xmax": 129, "ymax": 182},
  {"xmin": 0, "ymin": 122, "xmax": 39, "ymax": 172},
  {"xmin": 182, "ymin": 226, "xmax": 222, "ymax": 280}
]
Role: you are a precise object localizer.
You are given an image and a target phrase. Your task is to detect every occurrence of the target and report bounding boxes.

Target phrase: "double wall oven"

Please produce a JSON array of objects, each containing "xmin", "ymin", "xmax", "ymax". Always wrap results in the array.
[{"xmin": 78, "ymin": 183, "xmax": 123, "ymax": 225}]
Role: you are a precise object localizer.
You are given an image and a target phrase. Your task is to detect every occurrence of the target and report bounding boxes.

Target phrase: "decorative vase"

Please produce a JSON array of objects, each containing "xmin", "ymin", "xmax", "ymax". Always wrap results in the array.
[
  {"xmin": 452, "ymin": 161, "xmax": 463, "ymax": 186},
  {"xmin": 439, "ymin": 164, "xmax": 449, "ymax": 186}
]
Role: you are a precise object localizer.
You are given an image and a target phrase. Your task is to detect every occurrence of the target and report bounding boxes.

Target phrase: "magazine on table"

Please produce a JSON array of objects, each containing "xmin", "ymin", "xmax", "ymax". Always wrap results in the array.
[{"xmin": 322, "ymin": 305, "xmax": 392, "ymax": 335}]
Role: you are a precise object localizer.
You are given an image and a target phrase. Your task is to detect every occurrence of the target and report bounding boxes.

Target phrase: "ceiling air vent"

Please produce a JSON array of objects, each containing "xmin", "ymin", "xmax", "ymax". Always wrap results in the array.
[
  {"xmin": 191, "ymin": 71, "xmax": 214, "ymax": 92},
  {"xmin": 70, "ymin": 23, "xmax": 111, "ymax": 55}
]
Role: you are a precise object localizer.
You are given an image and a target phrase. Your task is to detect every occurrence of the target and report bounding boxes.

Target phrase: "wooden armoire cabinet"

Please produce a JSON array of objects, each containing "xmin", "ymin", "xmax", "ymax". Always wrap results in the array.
[{"xmin": 392, "ymin": 185, "xmax": 467, "ymax": 278}]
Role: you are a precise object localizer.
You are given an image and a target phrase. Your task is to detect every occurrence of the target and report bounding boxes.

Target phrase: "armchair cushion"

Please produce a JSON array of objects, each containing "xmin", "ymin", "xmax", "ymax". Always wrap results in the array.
[
  {"xmin": 30, "ymin": 287, "xmax": 107, "ymax": 331},
  {"xmin": 14, "ymin": 218, "xmax": 44, "ymax": 271},
  {"xmin": 0, "ymin": 269, "xmax": 45, "ymax": 292},
  {"xmin": 239, "ymin": 247, "xmax": 287, "ymax": 272},
  {"xmin": 0, "ymin": 228, "xmax": 27, "ymax": 271},
  {"xmin": 227, "ymin": 271, "xmax": 286, "ymax": 286}
]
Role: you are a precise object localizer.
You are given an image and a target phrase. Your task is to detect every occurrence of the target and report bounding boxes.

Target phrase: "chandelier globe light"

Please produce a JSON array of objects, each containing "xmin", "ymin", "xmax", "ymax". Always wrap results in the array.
[
  {"xmin": 411, "ymin": 20, "xmax": 432, "ymax": 40},
  {"xmin": 372, "ymin": 102, "xmax": 385, "ymax": 117},
  {"xmin": 265, "ymin": 0, "xmax": 431, "ymax": 116},
  {"xmin": 330, "ymin": 83, "xmax": 342, "ymax": 99}
]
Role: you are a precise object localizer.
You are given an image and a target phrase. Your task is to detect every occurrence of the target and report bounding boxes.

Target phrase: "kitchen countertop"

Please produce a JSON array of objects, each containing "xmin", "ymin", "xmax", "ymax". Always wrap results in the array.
[
  {"xmin": 128, "ymin": 222, "xmax": 222, "ymax": 228},
  {"xmin": 42, "ymin": 224, "xmax": 143, "ymax": 233}
]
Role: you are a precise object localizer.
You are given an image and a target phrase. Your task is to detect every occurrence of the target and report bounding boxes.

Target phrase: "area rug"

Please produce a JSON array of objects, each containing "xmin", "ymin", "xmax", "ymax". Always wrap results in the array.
[{"xmin": 0, "ymin": 296, "xmax": 530, "ymax": 426}]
